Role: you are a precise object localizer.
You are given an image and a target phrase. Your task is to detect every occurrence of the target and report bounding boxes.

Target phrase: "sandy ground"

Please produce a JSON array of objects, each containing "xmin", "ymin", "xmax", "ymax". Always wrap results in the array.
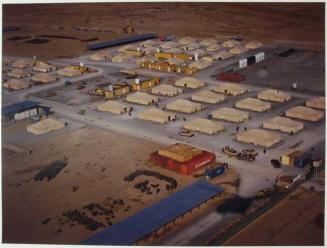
[
  {"xmin": 2, "ymin": 120, "xmax": 238, "ymax": 244},
  {"xmin": 223, "ymin": 184, "xmax": 325, "ymax": 246},
  {"xmin": 3, "ymin": 3, "xmax": 324, "ymax": 59}
]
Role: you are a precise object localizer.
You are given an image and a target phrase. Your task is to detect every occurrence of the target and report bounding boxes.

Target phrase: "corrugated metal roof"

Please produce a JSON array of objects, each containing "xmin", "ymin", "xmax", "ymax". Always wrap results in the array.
[
  {"xmin": 82, "ymin": 180, "xmax": 223, "ymax": 245},
  {"xmin": 87, "ymin": 33, "xmax": 158, "ymax": 50},
  {"xmin": 2, "ymin": 101, "xmax": 40, "ymax": 116}
]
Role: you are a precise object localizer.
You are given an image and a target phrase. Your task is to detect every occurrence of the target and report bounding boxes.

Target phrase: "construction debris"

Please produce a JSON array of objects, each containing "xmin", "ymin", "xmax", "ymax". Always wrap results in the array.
[
  {"xmin": 236, "ymin": 128, "xmax": 281, "ymax": 147},
  {"xmin": 235, "ymin": 97, "xmax": 271, "ymax": 112},
  {"xmin": 191, "ymin": 90, "xmax": 225, "ymax": 104},
  {"xmin": 126, "ymin": 92, "xmax": 159, "ymax": 105},
  {"xmin": 138, "ymin": 108, "xmax": 176, "ymax": 124},
  {"xmin": 285, "ymin": 106, "xmax": 324, "ymax": 121},
  {"xmin": 3, "ymin": 79, "xmax": 30, "ymax": 90},
  {"xmin": 31, "ymin": 73, "xmax": 57, "ymax": 83},
  {"xmin": 257, "ymin": 89, "xmax": 291, "ymax": 102},
  {"xmin": 175, "ymin": 77, "xmax": 205, "ymax": 89},
  {"xmin": 305, "ymin": 96, "xmax": 325, "ymax": 110},
  {"xmin": 212, "ymin": 107, "xmax": 249, "ymax": 123},
  {"xmin": 97, "ymin": 101, "xmax": 132, "ymax": 114},
  {"xmin": 262, "ymin": 116, "xmax": 304, "ymax": 134},
  {"xmin": 245, "ymin": 40, "xmax": 263, "ymax": 49},
  {"xmin": 166, "ymin": 99, "xmax": 203, "ymax": 113},
  {"xmin": 151, "ymin": 84, "xmax": 183, "ymax": 96},
  {"xmin": 213, "ymin": 82, "xmax": 247, "ymax": 96},
  {"xmin": 27, "ymin": 118, "xmax": 65, "ymax": 135},
  {"xmin": 183, "ymin": 118, "xmax": 224, "ymax": 135},
  {"xmin": 34, "ymin": 157, "xmax": 69, "ymax": 182},
  {"xmin": 8, "ymin": 69, "xmax": 31, "ymax": 78}
]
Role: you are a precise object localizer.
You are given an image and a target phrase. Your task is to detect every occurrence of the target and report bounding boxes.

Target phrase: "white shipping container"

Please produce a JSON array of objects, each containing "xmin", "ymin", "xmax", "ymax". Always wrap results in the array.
[
  {"xmin": 29, "ymin": 108, "xmax": 37, "ymax": 116},
  {"xmin": 239, "ymin": 59, "xmax": 247, "ymax": 68},
  {"xmin": 15, "ymin": 110, "xmax": 29, "ymax": 120},
  {"xmin": 255, "ymin": 52, "xmax": 265, "ymax": 63}
]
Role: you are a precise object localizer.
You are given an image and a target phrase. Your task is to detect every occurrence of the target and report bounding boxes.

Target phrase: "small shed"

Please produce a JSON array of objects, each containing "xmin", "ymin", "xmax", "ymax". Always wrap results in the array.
[
  {"xmin": 262, "ymin": 116, "xmax": 303, "ymax": 134},
  {"xmin": 212, "ymin": 51, "xmax": 233, "ymax": 60},
  {"xmin": 97, "ymin": 101, "xmax": 131, "ymax": 114},
  {"xmin": 305, "ymin": 96, "xmax": 325, "ymax": 110},
  {"xmin": 229, "ymin": 46, "xmax": 248, "ymax": 55},
  {"xmin": 175, "ymin": 77, "xmax": 205, "ymax": 89},
  {"xmin": 222, "ymin": 39, "xmax": 240, "ymax": 48},
  {"xmin": 285, "ymin": 106, "xmax": 324, "ymax": 122},
  {"xmin": 32, "ymin": 73, "xmax": 57, "ymax": 83},
  {"xmin": 200, "ymin": 38, "xmax": 217, "ymax": 46},
  {"xmin": 126, "ymin": 92, "xmax": 159, "ymax": 105},
  {"xmin": 206, "ymin": 44, "xmax": 221, "ymax": 52},
  {"xmin": 183, "ymin": 118, "xmax": 224, "ymax": 135},
  {"xmin": 212, "ymin": 107, "xmax": 249, "ymax": 123},
  {"xmin": 166, "ymin": 99, "xmax": 203, "ymax": 113},
  {"xmin": 245, "ymin": 40, "xmax": 263, "ymax": 49},
  {"xmin": 191, "ymin": 90, "xmax": 225, "ymax": 104},
  {"xmin": 257, "ymin": 89, "xmax": 291, "ymax": 102},
  {"xmin": 236, "ymin": 128, "xmax": 281, "ymax": 147},
  {"xmin": 57, "ymin": 67, "xmax": 82, "ymax": 77},
  {"xmin": 178, "ymin": 36, "xmax": 196, "ymax": 45},
  {"xmin": 236, "ymin": 97, "xmax": 271, "ymax": 112},
  {"xmin": 213, "ymin": 82, "xmax": 247, "ymax": 96},
  {"xmin": 3, "ymin": 79, "xmax": 30, "ymax": 90},
  {"xmin": 8, "ymin": 69, "xmax": 31, "ymax": 78},
  {"xmin": 151, "ymin": 84, "xmax": 183, "ymax": 96},
  {"xmin": 189, "ymin": 59, "xmax": 212, "ymax": 70},
  {"xmin": 12, "ymin": 59, "xmax": 33, "ymax": 69},
  {"xmin": 138, "ymin": 108, "xmax": 176, "ymax": 124},
  {"xmin": 27, "ymin": 118, "xmax": 65, "ymax": 135}
]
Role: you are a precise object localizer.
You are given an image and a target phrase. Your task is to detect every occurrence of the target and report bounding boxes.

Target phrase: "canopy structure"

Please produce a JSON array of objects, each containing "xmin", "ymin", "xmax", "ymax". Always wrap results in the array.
[
  {"xmin": 12, "ymin": 59, "xmax": 33, "ymax": 69},
  {"xmin": 151, "ymin": 84, "xmax": 183, "ymax": 96},
  {"xmin": 191, "ymin": 90, "xmax": 225, "ymax": 104},
  {"xmin": 257, "ymin": 89, "xmax": 291, "ymax": 102},
  {"xmin": 166, "ymin": 99, "xmax": 203, "ymax": 113},
  {"xmin": 235, "ymin": 97, "xmax": 271, "ymax": 112},
  {"xmin": 57, "ymin": 67, "xmax": 82, "ymax": 77},
  {"xmin": 8, "ymin": 69, "xmax": 31, "ymax": 78},
  {"xmin": 305, "ymin": 96, "xmax": 325, "ymax": 110},
  {"xmin": 200, "ymin": 38, "xmax": 217, "ymax": 46},
  {"xmin": 27, "ymin": 118, "xmax": 65, "ymax": 135},
  {"xmin": 126, "ymin": 92, "xmax": 159, "ymax": 105},
  {"xmin": 175, "ymin": 77, "xmax": 205, "ymax": 89},
  {"xmin": 262, "ymin": 116, "xmax": 303, "ymax": 134},
  {"xmin": 138, "ymin": 108, "xmax": 176, "ymax": 124},
  {"xmin": 206, "ymin": 44, "xmax": 221, "ymax": 52},
  {"xmin": 222, "ymin": 39, "xmax": 240, "ymax": 48},
  {"xmin": 178, "ymin": 36, "xmax": 196, "ymax": 45},
  {"xmin": 236, "ymin": 128, "xmax": 281, "ymax": 147},
  {"xmin": 212, "ymin": 51, "xmax": 233, "ymax": 60},
  {"xmin": 189, "ymin": 59, "xmax": 212, "ymax": 70},
  {"xmin": 285, "ymin": 106, "xmax": 324, "ymax": 122},
  {"xmin": 3, "ymin": 79, "xmax": 30, "ymax": 90},
  {"xmin": 31, "ymin": 73, "xmax": 57, "ymax": 83},
  {"xmin": 245, "ymin": 40, "xmax": 263, "ymax": 49},
  {"xmin": 229, "ymin": 46, "xmax": 248, "ymax": 55},
  {"xmin": 97, "ymin": 101, "xmax": 131, "ymax": 114},
  {"xmin": 211, "ymin": 107, "xmax": 249, "ymax": 123},
  {"xmin": 183, "ymin": 118, "xmax": 224, "ymax": 135},
  {"xmin": 33, "ymin": 61, "xmax": 56, "ymax": 72},
  {"xmin": 213, "ymin": 82, "xmax": 247, "ymax": 96}
]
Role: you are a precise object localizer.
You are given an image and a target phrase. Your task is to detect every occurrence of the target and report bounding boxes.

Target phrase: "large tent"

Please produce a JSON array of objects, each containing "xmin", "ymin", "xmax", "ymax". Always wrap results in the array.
[
  {"xmin": 136, "ymin": 55, "xmax": 157, "ymax": 65},
  {"xmin": 90, "ymin": 51, "xmax": 112, "ymax": 61},
  {"xmin": 187, "ymin": 49, "xmax": 207, "ymax": 57},
  {"xmin": 32, "ymin": 73, "xmax": 57, "ymax": 83},
  {"xmin": 262, "ymin": 116, "xmax": 303, "ymax": 134},
  {"xmin": 97, "ymin": 100, "xmax": 131, "ymax": 114},
  {"xmin": 12, "ymin": 59, "xmax": 33, "ymax": 69},
  {"xmin": 235, "ymin": 97, "xmax": 271, "ymax": 112},
  {"xmin": 257, "ymin": 89, "xmax": 291, "ymax": 102},
  {"xmin": 143, "ymin": 46, "xmax": 157, "ymax": 55},
  {"xmin": 191, "ymin": 90, "xmax": 225, "ymax": 104},
  {"xmin": 151, "ymin": 84, "xmax": 183, "ymax": 96},
  {"xmin": 138, "ymin": 108, "xmax": 176, "ymax": 124},
  {"xmin": 160, "ymin": 41, "xmax": 179, "ymax": 50},
  {"xmin": 211, "ymin": 107, "xmax": 249, "ymax": 123},
  {"xmin": 178, "ymin": 36, "xmax": 196, "ymax": 45},
  {"xmin": 212, "ymin": 51, "xmax": 233, "ymax": 60},
  {"xmin": 118, "ymin": 44, "xmax": 136, "ymax": 52},
  {"xmin": 236, "ymin": 128, "xmax": 281, "ymax": 147},
  {"xmin": 166, "ymin": 99, "xmax": 203, "ymax": 113},
  {"xmin": 214, "ymin": 82, "xmax": 247, "ymax": 96},
  {"xmin": 8, "ymin": 69, "xmax": 31, "ymax": 78},
  {"xmin": 229, "ymin": 46, "xmax": 248, "ymax": 55},
  {"xmin": 27, "ymin": 118, "xmax": 65, "ymax": 135},
  {"xmin": 285, "ymin": 106, "xmax": 324, "ymax": 121},
  {"xmin": 189, "ymin": 59, "xmax": 212, "ymax": 70},
  {"xmin": 111, "ymin": 53, "xmax": 130, "ymax": 63},
  {"xmin": 158, "ymin": 143, "xmax": 202, "ymax": 163},
  {"xmin": 175, "ymin": 77, "xmax": 205, "ymax": 89},
  {"xmin": 245, "ymin": 40, "xmax": 263, "ymax": 49},
  {"xmin": 200, "ymin": 38, "xmax": 217, "ymax": 46},
  {"xmin": 140, "ymin": 40, "xmax": 157, "ymax": 48},
  {"xmin": 166, "ymin": 47, "xmax": 182, "ymax": 53},
  {"xmin": 305, "ymin": 96, "xmax": 325, "ymax": 110},
  {"xmin": 33, "ymin": 61, "xmax": 56, "ymax": 72},
  {"xmin": 222, "ymin": 39, "xmax": 241, "ymax": 48},
  {"xmin": 57, "ymin": 67, "xmax": 82, "ymax": 77},
  {"xmin": 3, "ymin": 79, "xmax": 31, "ymax": 90},
  {"xmin": 183, "ymin": 118, "xmax": 224, "ymax": 135},
  {"xmin": 206, "ymin": 44, "xmax": 222, "ymax": 52},
  {"xmin": 182, "ymin": 43, "xmax": 202, "ymax": 51},
  {"xmin": 126, "ymin": 92, "xmax": 159, "ymax": 105}
]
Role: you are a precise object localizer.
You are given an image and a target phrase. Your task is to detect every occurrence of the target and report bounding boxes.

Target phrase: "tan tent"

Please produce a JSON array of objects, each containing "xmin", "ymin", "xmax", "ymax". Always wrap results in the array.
[
  {"xmin": 160, "ymin": 41, "xmax": 179, "ymax": 50},
  {"xmin": 202, "ymin": 56, "xmax": 214, "ymax": 63},
  {"xmin": 158, "ymin": 143, "xmax": 202, "ymax": 163},
  {"xmin": 213, "ymin": 82, "xmax": 247, "ymax": 96},
  {"xmin": 212, "ymin": 107, "xmax": 249, "ymax": 123},
  {"xmin": 245, "ymin": 40, "xmax": 263, "ymax": 49},
  {"xmin": 118, "ymin": 44, "xmax": 136, "ymax": 52},
  {"xmin": 166, "ymin": 47, "xmax": 182, "ymax": 53},
  {"xmin": 90, "ymin": 52, "xmax": 111, "ymax": 61},
  {"xmin": 27, "ymin": 118, "xmax": 65, "ymax": 135},
  {"xmin": 189, "ymin": 59, "xmax": 212, "ymax": 70},
  {"xmin": 140, "ymin": 40, "xmax": 157, "ymax": 47},
  {"xmin": 12, "ymin": 59, "xmax": 33, "ymax": 69},
  {"xmin": 206, "ymin": 44, "xmax": 222, "ymax": 52},
  {"xmin": 3, "ymin": 57, "xmax": 11, "ymax": 66},
  {"xmin": 97, "ymin": 100, "xmax": 131, "ymax": 114},
  {"xmin": 166, "ymin": 99, "xmax": 203, "ymax": 113},
  {"xmin": 223, "ymin": 39, "xmax": 241, "ymax": 48},
  {"xmin": 191, "ymin": 90, "xmax": 225, "ymax": 104},
  {"xmin": 31, "ymin": 73, "xmax": 57, "ymax": 83},
  {"xmin": 183, "ymin": 118, "xmax": 224, "ymax": 135},
  {"xmin": 111, "ymin": 53, "xmax": 130, "ymax": 62},
  {"xmin": 262, "ymin": 116, "xmax": 303, "ymax": 134},
  {"xmin": 182, "ymin": 43, "xmax": 201, "ymax": 51},
  {"xmin": 3, "ymin": 79, "xmax": 31, "ymax": 90},
  {"xmin": 167, "ymin": 57, "xmax": 185, "ymax": 66},
  {"xmin": 285, "ymin": 106, "xmax": 324, "ymax": 121},
  {"xmin": 126, "ymin": 92, "xmax": 159, "ymax": 105},
  {"xmin": 229, "ymin": 46, "xmax": 248, "ymax": 55},
  {"xmin": 57, "ymin": 67, "xmax": 82, "ymax": 77},
  {"xmin": 236, "ymin": 97, "xmax": 271, "ymax": 112},
  {"xmin": 305, "ymin": 96, "xmax": 325, "ymax": 110},
  {"xmin": 178, "ymin": 36, "xmax": 196, "ymax": 45},
  {"xmin": 152, "ymin": 84, "xmax": 183, "ymax": 96},
  {"xmin": 257, "ymin": 89, "xmax": 291, "ymax": 102},
  {"xmin": 212, "ymin": 51, "xmax": 233, "ymax": 60},
  {"xmin": 175, "ymin": 77, "xmax": 205, "ymax": 89},
  {"xmin": 8, "ymin": 69, "xmax": 31, "ymax": 78},
  {"xmin": 200, "ymin": 38, "xmax": 217, "ymax": 46},
  {"xmin": 187, "ymin": 49, "xmax": 207, "ymax": 57},
  {"xmin": 33, "ymin": 61, "xmax": 56, "ymax": 72},
  {"xmin": 138, "ymin": 108, "xmax": 176, "ymax": 124},
  {"xmin": 136, "ymin": 55, "xmax": 157, "ymax": 65},
  {"xmin": 236, "ymin": 128, "xmax": 281, "ymax": 147},
  {"xmin": 143, "ymin": 46, "xmax": 157, "ymax": 55}
]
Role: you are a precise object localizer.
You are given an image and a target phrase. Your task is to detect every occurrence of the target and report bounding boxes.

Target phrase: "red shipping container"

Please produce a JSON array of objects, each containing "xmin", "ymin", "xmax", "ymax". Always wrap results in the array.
[{"xmin": 217, "ymin": 72, "xmax": 245, "ymax": 82}]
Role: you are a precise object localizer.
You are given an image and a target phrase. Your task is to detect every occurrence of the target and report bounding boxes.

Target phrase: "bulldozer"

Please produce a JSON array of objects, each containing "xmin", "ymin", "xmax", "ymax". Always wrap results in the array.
[{"xmin": 123, "ymin": 21, "xmax": 134, "ymax": 34}]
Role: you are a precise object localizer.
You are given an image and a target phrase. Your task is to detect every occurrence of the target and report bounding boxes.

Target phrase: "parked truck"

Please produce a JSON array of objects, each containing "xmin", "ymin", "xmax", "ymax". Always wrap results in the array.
[{"xmin": 205, "ymin": 163, "xmax": 228, "ymax": 180}]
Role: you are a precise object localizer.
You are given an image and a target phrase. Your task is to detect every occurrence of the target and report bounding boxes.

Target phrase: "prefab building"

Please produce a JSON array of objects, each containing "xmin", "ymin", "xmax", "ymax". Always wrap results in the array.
[
  {"xmin": 8, "ymin": 69, "xmax": 31, "ymax": 78},
  {"xmin": 27, "ymin": 118, "xmax": 65, "ymax": 135},
  {"xmin": 97, "ymin": 101, "xmax": 131, "ymax": 114},
  {"xmin": 3, "ymin": 79, "xmax": 31, "ymax": 90},
  {"xmin": 126, "ymin": 92, "xmax": 159, "ymax": 105},
  {"xmin": 257, "ymin": 89, "xmax": 291, "ymax": 102},
  {"xmin": 211, "ymin": 107, "xmax": 249, "ymax": 123},
  {"xmin": 31, "ymin": 73, "xmax": 57, "ymax": 84},
  {"xmin": 213, "ymin": 82, "xmax": 247, "ymax": 96},
  {"xmin": 305, "ymin": 96, "xmax": 325, "ymax": 110},
  {"xmin": 236, "ymin": 128, "xmax": 281, "ymax": 147},
  {"xmin": 138, "ymin": 108, "xmax": 176, "ymax": 124},
  {"xmin": 245, "ymin": 40, "xmax": 263, "ymax": 49},
  {"xmin": 262, "ymin": 116, "xmax": 304, "ymax": 134},
  {"xmin": 183, "ymin": 118, "xmax": 224, "ymax": 135},
  {"xmin": 166, "ymin": 99, "xmax": 203, "ymax": 113},
  {"xmin": 151, "ymin": 84, "xmax": 183, "ymax": 96},
  {"xmin": 285, "ymin": 106, "xmax": 324, "ymax": 122},
  {"xmin": 191, "ymin": 90, "xmax": 225, "ymax": 104},
  {"xmin": 175, "ymin": 77, "xmax": 205, "ymax": 89},
  {"xmin": 235, "ymin": 97, "xmax": 271, "ymax": 112}
]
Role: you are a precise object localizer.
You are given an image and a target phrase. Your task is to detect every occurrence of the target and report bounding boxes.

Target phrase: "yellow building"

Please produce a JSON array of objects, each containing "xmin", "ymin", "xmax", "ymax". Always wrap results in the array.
[{"xmin": 132, "ymin": 77, "xmax": 160, "ymax": 91}]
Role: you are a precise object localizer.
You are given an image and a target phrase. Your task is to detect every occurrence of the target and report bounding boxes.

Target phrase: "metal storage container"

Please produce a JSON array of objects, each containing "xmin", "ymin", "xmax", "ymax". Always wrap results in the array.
[
  {"xmin": 217, "ymin": 72, "xmax": 245, "ymax": 82},
  {"xmin": 294, "ymin": 153, "xmax": 312, "ymax": 168},
  {"xmin": 247, "ymin": 55, "xmax": 256, "ymax": 65}
]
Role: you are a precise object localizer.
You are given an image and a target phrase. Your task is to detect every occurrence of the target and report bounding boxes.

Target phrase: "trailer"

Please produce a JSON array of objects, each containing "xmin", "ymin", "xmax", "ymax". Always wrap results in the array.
[{"xmin": 205, "ymin": 163, "xmax": 227, "ymax": 179}]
